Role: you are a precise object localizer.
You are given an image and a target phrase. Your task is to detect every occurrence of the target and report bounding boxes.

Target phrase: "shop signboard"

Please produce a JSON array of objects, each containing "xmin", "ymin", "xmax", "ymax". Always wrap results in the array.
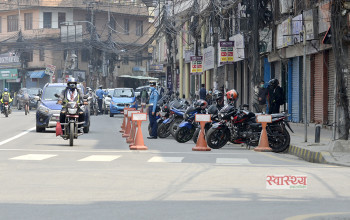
[
  {"xmin": 0, "ymin": 52, "xmax": 20, "ymax": 68},
  {"xmin": 292, "ymin": 14, "xmax": 303, "ymax": 44},
  {"xmin": 304, "ymin": 9, "xmax": 317, "ymax": 40},
  {"xmin": 219, "ymin": 41, "xmax": 234, "ymax": 65},
  {"xmin": 0, "ymin": 69, "xmax": 18, "ymax": 80},
  {"xmin": 276, "ymin": 18, "xmax": 292, "ymax": 48},
  {"xmin": 190, "ymin": 56, "xmax": 203, "ymax": 75},
  {"xmin": 203, "ymin": 46, "xmax": 214, "ymax": 71},
  {"xmin": 318, "ymin": 1, "xmax": 330, "ymax": 34},
  {"xmin": 229, "ymin": 34, "xmax": 245, "ymax": 62}
]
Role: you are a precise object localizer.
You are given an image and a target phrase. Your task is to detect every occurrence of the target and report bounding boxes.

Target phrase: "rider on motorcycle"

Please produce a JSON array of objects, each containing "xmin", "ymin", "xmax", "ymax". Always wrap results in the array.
[
  {"xmin": 57, "ymin": 78, "xmax": 85, "ymax": 131},
  {"xmin": 0, "ymin": 88, "xmax": 13, "ymax": 112}
]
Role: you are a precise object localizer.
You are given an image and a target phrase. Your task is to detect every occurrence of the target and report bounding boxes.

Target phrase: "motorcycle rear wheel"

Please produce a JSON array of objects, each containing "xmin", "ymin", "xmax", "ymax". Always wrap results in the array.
[
  {"xmin": 268, "ymin": 127, "xmax": 290, "ymax": 153},
  {"xmin": 4, "ymin": 109, "xmax": 8, "ymax": 117},
  {"xmin": 193, "ymin": 128, "xmax": 200, "ymax": 144},
  {"xmin": 206, "ymin": 127, "xmax": 229, "ymax": 149},
  {"xmin": 69, "ymin": 123, "xmax": 74, "ymax": 146},
  {"xmin": 169, "ymin": 118, "xmax": 183, "ymax": 138}
]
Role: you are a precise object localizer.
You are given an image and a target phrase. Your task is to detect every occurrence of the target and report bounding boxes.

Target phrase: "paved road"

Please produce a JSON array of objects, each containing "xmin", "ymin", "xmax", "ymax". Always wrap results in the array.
[{"xmin": 0, "ymin": 110, "xmax": 350, "ymax": 220}]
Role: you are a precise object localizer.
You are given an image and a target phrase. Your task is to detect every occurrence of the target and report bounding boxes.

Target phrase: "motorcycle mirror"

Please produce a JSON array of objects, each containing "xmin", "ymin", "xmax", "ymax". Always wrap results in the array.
[
  {"xmin": 54, "ymin": 93, "xmax": 60, "ymax": 98},
  {"xmin": 107, "ymin": 95, "xmax": 112, "ymax": 98}
]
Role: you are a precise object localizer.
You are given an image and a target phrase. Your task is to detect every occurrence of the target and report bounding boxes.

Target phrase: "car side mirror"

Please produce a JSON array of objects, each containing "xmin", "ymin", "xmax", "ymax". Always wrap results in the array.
[{"xmin": 108, "ymin": 95, "xmax": 112, "ymax": 98}]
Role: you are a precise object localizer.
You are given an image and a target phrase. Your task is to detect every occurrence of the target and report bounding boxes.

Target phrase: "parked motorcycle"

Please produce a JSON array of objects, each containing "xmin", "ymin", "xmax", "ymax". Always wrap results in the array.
[
  {"xmin": 174, "ymin": 100, "xmax": 207, "ymax": 143},
  {"xmin": 205, "ymin": 104, "xmax": 293, "ymax": 152}
]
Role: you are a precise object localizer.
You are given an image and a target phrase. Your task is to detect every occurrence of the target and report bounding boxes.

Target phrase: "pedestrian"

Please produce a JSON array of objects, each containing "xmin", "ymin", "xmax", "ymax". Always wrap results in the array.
[
  {"xmin": 257, "ymin": 80, "xmax": 268, "ymax": 113},
  {"xmin": 141, "ymin": 88, "xmax": 149, "ymax": 104},
  {"xmin": 157, "ymin": 84, "xmax": 164, "ymax": 100},
  {"xmin": 95, "ymin": 85, "xmax": 108, "ymax": 114},
  {"xmin": 199, "ymin": 84, "xmax": 207, "ymax": 100},
  {"xmin": 147, "ymin": 81, "xmax": 159, "ymax": 139},
  {"xmin": 267, "ymin": 79, "xmax": 285, "ymax": 114}
]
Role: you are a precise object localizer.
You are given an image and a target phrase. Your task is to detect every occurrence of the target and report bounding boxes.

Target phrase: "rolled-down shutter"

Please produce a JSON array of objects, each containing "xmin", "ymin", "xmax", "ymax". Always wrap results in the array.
[
  {"xmin": 291, "ymin": 57, "xmax": 302, "ymax": 123},
  {"xmin": 328, "ymin": 50, "xmax": 336, "ymax": 125},
  {"xmin": 313, "ymin": 52, "xmax": 328, "ymax": 124}
]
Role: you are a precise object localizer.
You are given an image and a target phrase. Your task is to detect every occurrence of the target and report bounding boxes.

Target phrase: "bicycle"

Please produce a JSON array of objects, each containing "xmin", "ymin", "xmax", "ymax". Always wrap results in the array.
[{"xmin": 24, "ymin": 101, "xmax": 29, "ymax": 115}]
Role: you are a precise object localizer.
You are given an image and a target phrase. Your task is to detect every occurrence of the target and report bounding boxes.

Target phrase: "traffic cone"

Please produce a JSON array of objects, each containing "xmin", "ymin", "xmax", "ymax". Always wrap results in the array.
[
  {"xmin": 192, "ymin": 122, "xmax": 211, "ymax": 151},
  {"xmin": 127, "ymin": 121, "xmax": 137, "ymax": 144},
  {"xmin": 130, "ymin": 121, "xmax": 148, "ymax": 150},
  {"xmin": 56, "ymin": 122, "xmax": 63, "ymax": 136},
  {"xmin": 254, "ymin": 122, "xmax": 272, "ymax": 152},
  {"xmin": 122, "ymin": 116, "xmax": 131, "ymax": 138},
  {"xmin": 120, "ymin": 114, "xmax": 126, "ymax": 133}
]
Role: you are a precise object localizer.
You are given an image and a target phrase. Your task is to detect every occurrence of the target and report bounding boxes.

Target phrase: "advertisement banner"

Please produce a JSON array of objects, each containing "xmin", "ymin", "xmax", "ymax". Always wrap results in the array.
[
  {"xmin": 219, "ymin": 41, "xmax": 234, "ymax": 65},
  {"xmin": 292, "ymin": 14, "xmax": 303, "ymax": 44},
  {"xmin": 276, "ymin": 18, "xmax": 292, "ymax": 48},
  {"xmin": 203, "ymin": 46, "xmax": 214, "ymax": 71},
  {"xmin": 230, "ymin": 34, "xmax": 245, "ymax": 62},
  {"xmin": 190, "ymin": 56, "xmax": 203, "ymax": 75}
]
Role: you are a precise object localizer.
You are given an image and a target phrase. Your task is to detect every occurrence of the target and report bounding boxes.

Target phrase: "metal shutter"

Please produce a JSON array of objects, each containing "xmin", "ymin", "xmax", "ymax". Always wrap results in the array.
[
  {"xmin": 313, "ymin": 52, "xmax": 328, "ymax": 124},
  {"xmin": 328, "ymin": 50, "xmax": 336, "ymax": 125},
  {"xmin": 291, "ymin": 57, "xmax": 302, "ymax": 122},
  {"xmin": 288, "ymin": 60, "xmax": 293, "ymax": 121}
]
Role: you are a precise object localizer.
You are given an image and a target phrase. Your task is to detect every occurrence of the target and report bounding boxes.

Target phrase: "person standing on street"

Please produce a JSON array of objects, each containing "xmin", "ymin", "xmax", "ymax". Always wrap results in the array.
[
  {"xmin": 141, "ymin": 88, "xmax": 149, "ymax": 104},
  {"xmin": 199, "ymin": 84, "xmax": 207, "ymax": 101},
  {"xmin": 96, "ymin": 85, "xmax": 107, "ymax": 115},
  {"xmin": 267, "ymin": 79, "xmax": 285, "ymax": 114},
  {"xmin": 147, "ymin": 82, "xmax": 159, "ymax": 139},
  {"xmin": 258, "ymin": 80, "xmax": 268, "ymax": 113}
]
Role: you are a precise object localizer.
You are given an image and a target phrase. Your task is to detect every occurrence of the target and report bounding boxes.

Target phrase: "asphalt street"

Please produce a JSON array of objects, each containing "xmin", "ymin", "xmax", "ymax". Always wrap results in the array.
[{"xmin": 0, "ymin": 110, "xmax": 350, "ymax": 220}]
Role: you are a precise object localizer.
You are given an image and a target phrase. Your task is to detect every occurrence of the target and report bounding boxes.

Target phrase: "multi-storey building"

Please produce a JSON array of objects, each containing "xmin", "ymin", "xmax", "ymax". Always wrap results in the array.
[{"xmin": 0, "ymin": 0, "xmax": 153, "ymax": 92}]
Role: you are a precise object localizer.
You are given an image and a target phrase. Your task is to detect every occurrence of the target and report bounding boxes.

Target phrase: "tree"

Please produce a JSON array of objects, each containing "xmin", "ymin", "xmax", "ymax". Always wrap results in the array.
[{"xmin": 330, "ymin": 0, "xmax": 350, "ymax": 139}]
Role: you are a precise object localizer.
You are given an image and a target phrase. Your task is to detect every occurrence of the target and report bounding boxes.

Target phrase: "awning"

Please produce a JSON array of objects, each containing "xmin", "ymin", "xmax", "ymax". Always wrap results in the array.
[
  {"xmin": 30, "ymin": 71, "xmax": 46, "ymax": 79},
  {"xmin": 117, "ymin": 75, "xmax": 158, "ymax": 80}
]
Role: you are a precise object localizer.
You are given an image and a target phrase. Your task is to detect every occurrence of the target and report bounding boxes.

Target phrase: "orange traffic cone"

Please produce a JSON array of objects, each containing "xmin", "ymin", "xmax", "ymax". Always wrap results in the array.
[
  {"xmin": 122, "ymin": 116, "xmax": 131, "ymax": 138},
  {"xmin": 254, "ymin": 122, "xmax": 272, "ymax": 152},
  {"xmin": 127, "ymin": 121, "xmax": 137, "ymax": 144},
  {"xmin": 192, "ymin": 122, "xmax": 211, "ymax": 151},
  {"xmin": 56, "ymin": 122, "xmax": 63, "ymax": 136},
  {"xmin": 120, "ymin": 114, "xmax": 126, "ymax": 133},
  {"xmin": 130, "ymin": 121, "xmax": 148, "ymax": 150}
]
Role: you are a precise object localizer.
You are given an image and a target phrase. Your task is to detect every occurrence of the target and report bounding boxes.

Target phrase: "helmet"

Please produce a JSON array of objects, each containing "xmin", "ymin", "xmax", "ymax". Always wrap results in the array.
[
  {"xmin": 226, "ymin": 89, "xmax": 239, "ymax": 102},
  {"xmin": 4, "ymin": 88, "xmax": 8, "ymax": 92},
  {"xmin": 213, "ymin": 90, "xmax": 223, "ymax": 101},
  {"xmin": 67, "ymin": 78, "xmax": 77, "ymax": 89},
  {"xmin": 194, "ymin": 99, "xmax": 208, "ymax": 109},
  {"xmin": 86, "ymin": 87, "xmax": 92, "ymax": 92},
  {"xmin": 268, "ymin": 78, "xmax": 279, "ymax": 87}
]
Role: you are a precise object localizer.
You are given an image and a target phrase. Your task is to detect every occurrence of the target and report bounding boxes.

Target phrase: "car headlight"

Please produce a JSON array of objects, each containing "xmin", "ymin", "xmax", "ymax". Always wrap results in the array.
[{"xmin": 38, "ymin": 105, "xmax": 50, "ymax": 114}]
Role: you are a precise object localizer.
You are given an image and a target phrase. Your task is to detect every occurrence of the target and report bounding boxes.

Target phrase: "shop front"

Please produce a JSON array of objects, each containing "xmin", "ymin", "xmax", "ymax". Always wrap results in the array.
[{"xmin": 0, "ymin": 69, "xmax": 20, "ymax": 92}]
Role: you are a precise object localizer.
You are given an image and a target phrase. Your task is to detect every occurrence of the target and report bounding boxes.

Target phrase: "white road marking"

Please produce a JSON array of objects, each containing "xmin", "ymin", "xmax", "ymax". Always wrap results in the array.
[
  {"xmin": 216, "ymin": 158, "xmax": 251, "ymax": 164},
  {"xmin": 78, "ymin": 155, "xmax": 121, "ymax": 162},
  {"xmin": 0, "ymin": 127, "xmax": 36, "ymax": 146},
  {"xmin": 148, "ymin": 156, "xmax": 184, "ymax": 163},
  {"xmin": 10, "ymin": 154, "xmax": 57, "ymax": 161}
]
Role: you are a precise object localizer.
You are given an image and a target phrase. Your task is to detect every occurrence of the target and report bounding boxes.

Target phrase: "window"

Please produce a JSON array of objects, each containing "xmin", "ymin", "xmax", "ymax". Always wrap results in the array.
[
  {"xmin": 110, "ymin": 17, "xmax": 116, "ymax": 30},
  {"xmin": 39, "ymin": 49, "xmax": 45, "ymax": 61},
  {"xmin": 7, "ymin": 15, "xmax": 18, "ymax": 32},
  {"xmin": 81, "ymin": 48, "xmax": 90, "ymax": 62},
  {"xmin": 23, "ymin": 50, "xmax": 33, "ymax": 62},
  {"xmin": 123, "ymin": 56, "xmax": 129, "ymax": 65},
  {"xmin": 58, "ymin": 12, "xmax": 66, "ymax": 28},
  {"xmin": 124, "ymin": 19, "xmax": 129, "ymax": 35},
  {"xmin": 24, "ymin": 13, "xmax": 33, "ymax": 30},
  {"xmin": 43, "ymin": 12, "xmax": 52, "ymax": 28},
  {"xmin": 136, "ymin": 20, "xmax": 143, "ymax": 36},
  {"xmin": 135, "ymin": 54, "xmax": 142, "ymax": 66}
]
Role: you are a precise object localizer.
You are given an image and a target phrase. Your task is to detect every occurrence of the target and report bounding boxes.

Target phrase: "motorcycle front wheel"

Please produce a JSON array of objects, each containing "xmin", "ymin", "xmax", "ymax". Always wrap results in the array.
[
  {"xmin": 206, "ymin": 127, "xmax": 229, "ymax": 149},
  {"xmin": 169, "ymin": 118, "xmax": 183, "ymax": 138},
  {"xmin": 158, "ymin": 123, "xmax": 171, "ymax": 138},
  {"xmin": 69, "ymin": 123, "xmax": 74, "ymax": 146},
  {"xmin": 175, "ymin": 126, "xmax": 195, "ymax": 143},
  {"xmin": 4, "ymin": 109, "xmax": 8, "ymax": 117}
]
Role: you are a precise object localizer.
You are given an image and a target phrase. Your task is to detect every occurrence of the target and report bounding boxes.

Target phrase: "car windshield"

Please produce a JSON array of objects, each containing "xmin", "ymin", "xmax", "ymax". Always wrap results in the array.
[
  {"xmin": 42, "ymin": 86, "xmax": 66, "ymax": 101},
  {"xmin": 113, "ymin": 89, "xmax": 134, "ymax": 98},
  {"xmin": 107, "ymin": 89, "xmax": 115, "ymax": 95}
]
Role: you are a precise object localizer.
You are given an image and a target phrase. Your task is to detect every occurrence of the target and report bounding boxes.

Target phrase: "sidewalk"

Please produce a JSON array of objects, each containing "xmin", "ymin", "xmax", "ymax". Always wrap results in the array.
[{"xmin": 288, "ymin": 123, "xmax": 350, "ymax": 167}]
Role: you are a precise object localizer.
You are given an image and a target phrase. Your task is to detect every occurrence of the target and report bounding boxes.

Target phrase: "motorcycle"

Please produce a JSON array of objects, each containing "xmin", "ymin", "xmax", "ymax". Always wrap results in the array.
[
  {"xmin": 206, "ymin": 104, "xmax": 293, "ymax": 152},
  {"xmin": 1, "ymin": 102, "xmax": 11, "ymax": 117},
  {"xmin": 174, "ymin": 105, "xmax": 206, "ymax": 143},
  {"xmin": 56, "ymin": 94, "xmax": 90, "ymax": 146}
]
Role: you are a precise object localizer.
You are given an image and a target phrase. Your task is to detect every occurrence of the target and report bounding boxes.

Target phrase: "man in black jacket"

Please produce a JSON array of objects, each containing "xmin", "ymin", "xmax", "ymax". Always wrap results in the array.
[
  {"xmin": 268, "ymin": 79, "xmax": 285, "ymax": 114},
  {"xmin": 199, "ymin": 84, "xmax": 207, "ymax": 100}
]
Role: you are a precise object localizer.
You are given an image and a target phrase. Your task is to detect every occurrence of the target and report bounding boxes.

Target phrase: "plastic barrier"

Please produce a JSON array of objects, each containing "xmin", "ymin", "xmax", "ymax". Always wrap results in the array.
[
  {"xmin": 130, "ymin": 113, "xmax": 148, "ymax": 150},
  {"xmin": 126, "ymin": 110, "xmax": 140, "ymax": 144},
  {"xmin": 192, "ymin": 114, "xmax": 211, "ymax": 151},
  {"xmin": 120, "ymin": 107, "xmax": 131, "ymax": 133},
  {"xmin": 122, "ymin": 108, "xmax": 135, "ymax": 137},
  {"xmin": 254, "ymin": 114, "xmax": 273, "ymax": 152}
]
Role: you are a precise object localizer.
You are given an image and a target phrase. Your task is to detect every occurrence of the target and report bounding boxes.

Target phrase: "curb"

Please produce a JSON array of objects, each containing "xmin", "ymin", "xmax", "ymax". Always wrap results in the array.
[
  {"xmin": 288, "ymin": 145, "xmax": 350, "ymax": 167},
  {"xmin": 288, "ymin": 145, "xmax": 327, "ymax": 163}
]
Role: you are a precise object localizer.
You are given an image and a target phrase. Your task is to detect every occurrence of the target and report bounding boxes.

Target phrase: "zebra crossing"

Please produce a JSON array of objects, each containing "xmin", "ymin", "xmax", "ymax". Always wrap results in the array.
[{"xmin": 6, "ymin": 153, "xmax": 252, "ymax": 164}]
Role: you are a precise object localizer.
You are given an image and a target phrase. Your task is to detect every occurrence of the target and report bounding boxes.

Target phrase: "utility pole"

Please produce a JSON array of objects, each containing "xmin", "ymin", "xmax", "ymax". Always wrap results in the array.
[
  {"xmin": 250, "ymin": 0, "xmax": 260, "ymax": 108},
  {"xmin": 303, "ymin": 23, "xmax": 307, "ymax": 142}
]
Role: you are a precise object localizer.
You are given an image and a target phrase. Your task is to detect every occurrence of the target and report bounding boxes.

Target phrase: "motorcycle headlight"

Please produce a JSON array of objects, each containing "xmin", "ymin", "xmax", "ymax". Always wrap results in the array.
[
  {"xmin": 68, "ymin": 108, "xmax": 77, "ymax": 114},
  {"xmin": 38, "ymin": 105, "xmax": 50, "ymax": 114}
]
